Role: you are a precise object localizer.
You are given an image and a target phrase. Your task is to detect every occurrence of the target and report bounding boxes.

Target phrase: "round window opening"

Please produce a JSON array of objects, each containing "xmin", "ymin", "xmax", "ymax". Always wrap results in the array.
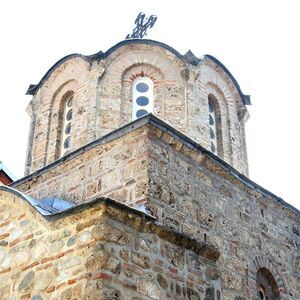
[
  {"xmin": 211, "ymin": 141, "xmax": 216, "ymax": 153},
  {"xmin": 210, "ymin": 128, "xmax": 215, "ymax": 139},
  {"xmin": 66, "ymin": 109, "xmax": 72, "ymax": 121},
  {"xmin": 65, "ymin": 123, "xmax": 71, "ymax": 135},
  {"xmin": 67, "ymin": 96, "xmax": 73, "ymax": 108},
  {"xmin": 64, "ymin": 137, "xmax": 70, "ymax": 149},
  {"xmin": 136, "ymin": 82, "xmax": 149, "ymax": 93},
  {"xmin": 136, "ymin": 96, "xmax": 149, "ymax": 106},
  {"xmin": 209, "ymin": 101, "xmax": 214, "ymax": 113},
  {"xmin": 136, "ymin": 109, "xmax": 148, "ymax": 118}
]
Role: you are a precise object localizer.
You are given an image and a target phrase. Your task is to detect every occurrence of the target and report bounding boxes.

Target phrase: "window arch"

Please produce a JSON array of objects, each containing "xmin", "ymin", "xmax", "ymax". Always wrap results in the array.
[
  {"xmin": 256, "ymin": 268, "xmax": 280, "ymax": 300},
  {"xmin": 208, "ymin": 96, "xmax": 218, "ymax": 154},
  {"xmin": 132, "ymin": 77, "xmax": 154, "ymax": 120},
  {"xmin": 60, "ymin": 92, "xmax": 73, "ymax": 157},
  {"xmin": 248, "ymin": 255, "xmax": 286, "ymax": 300}
]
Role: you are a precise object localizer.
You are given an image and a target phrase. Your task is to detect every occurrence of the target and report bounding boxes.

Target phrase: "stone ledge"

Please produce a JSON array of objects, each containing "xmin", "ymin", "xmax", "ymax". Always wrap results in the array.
[{"xmin": 0, "ymin": 186, "xmax": 220, "ymax": 262}]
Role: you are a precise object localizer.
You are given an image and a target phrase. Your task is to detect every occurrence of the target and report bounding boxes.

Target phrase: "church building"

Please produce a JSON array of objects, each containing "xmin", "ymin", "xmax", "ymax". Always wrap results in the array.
[{"xmin": 0, "ymin": 32, "xmax": 299, "ymax": 299}]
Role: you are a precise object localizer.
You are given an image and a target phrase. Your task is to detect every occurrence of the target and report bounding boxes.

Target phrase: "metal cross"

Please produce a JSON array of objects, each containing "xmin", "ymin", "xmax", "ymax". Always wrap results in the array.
[{"xmin": 126, "ymin": 12, "xmax": 157, "ymax": 39}]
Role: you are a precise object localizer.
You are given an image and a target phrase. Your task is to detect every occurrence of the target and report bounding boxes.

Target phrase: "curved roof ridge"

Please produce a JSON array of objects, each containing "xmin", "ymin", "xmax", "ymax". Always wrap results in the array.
[
  {"xmin": 203, "ymin": 54, "xmax": 251, "ymax": 105},
  {"xmin": 25, "ymin": 39, "xmax": 250, "ymax": 105},
  {"xmin": 0, "ymin": 185, "xmax": 39, "ymax": 210},
  {"xmin": 0, "ymin": 185, "xmax": 75, "ymax": 216},
  {"xmin": 0, "ymin": 184, "xmax": 155, "ymax": 222},
  {"xmin": 26, "ymin": 52, "xmax": 98, "ymax": 95}
]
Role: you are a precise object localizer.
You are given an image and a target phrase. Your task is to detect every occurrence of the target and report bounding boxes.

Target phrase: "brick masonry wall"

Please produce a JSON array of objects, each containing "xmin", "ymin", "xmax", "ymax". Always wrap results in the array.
[
  {"xmin": 18, "ymin": 126, "xmax": 149, "ymax": 205},
  {"xmin": 26, "ymin": 42, "xmax": 249, "ymax": 175},
  {"xmin": 0, "ymin": 190, "xmax": 221, "ymax": 300},
  {"xmin": 14, "ymin": 120, "xmax": 300, "ymax": 299},
  {"xmin": 26, "ymin": 57, "xmax": 104, "ymax": 174}
]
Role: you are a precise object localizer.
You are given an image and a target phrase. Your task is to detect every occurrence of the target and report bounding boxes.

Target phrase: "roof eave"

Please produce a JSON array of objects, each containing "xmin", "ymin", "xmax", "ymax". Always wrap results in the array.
[
  {"xmin": 204, "ymin": 54, "xmax": 251, "ymax": 106},
  {"xmin": 10, "ymin": 113, "xmax": 299, "ymax": 217},
  {"xmin": 25, "ymin": 40, "xmax": 250, "ymax": 106}
]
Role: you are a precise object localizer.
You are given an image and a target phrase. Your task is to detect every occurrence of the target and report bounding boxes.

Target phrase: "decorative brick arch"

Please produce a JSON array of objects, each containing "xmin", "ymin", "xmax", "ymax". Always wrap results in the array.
[
  {"xmin": 122, "ymin": 63, "xmax": 165, "ymax": 84},
  {"xmin": 104, "ymin": 48, "xmax": 184, "ymax": 83},
  {"xmin": 197, "ymin": 62, "xmax": 248, "ymax": 174},
  {"xmin": 202, "ymin": 77, "xmax": 233, "ymax": 165},
  {"xmin": 247, "ymin": 255, "xmax": 287, "ymax": 300},
  {"xmin": 97, "ymin": 48, "xmax": 187, "ymax": 134},
  {"xmin": 28, "ymin": 58, "xmax": 91, "ymax": 173},
  {"xmin": 121, "ymin": 63, "xmax": 165, "ymax": 125},
  {"xmin": 199, "ymin": 65, "xmax": 234, "ymax": 99},
  {"xmin": 46, "ymin": 80, "xmax": 78, "ymax": 164},
  {"xmin": 28, "ymin": 79, "xmax": 79, "ymax": 172},
  {"xmin": 206, "ymin": 82, "xmax": 232, "ymax": 163}
]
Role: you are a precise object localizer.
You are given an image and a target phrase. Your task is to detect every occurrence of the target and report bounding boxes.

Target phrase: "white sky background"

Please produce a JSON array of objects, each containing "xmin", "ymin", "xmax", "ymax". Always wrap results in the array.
[{"xmin": 0, "ymin": 0, "xmax": 299, "ymax": 209}]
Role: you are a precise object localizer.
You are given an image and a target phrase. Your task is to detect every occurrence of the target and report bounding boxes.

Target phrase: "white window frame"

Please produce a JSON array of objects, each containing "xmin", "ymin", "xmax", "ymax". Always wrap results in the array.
[
  {"xmin": 132, "ymin": 77, "xmax": 154, "ymax": 120},
  {"xmin": 60, "ymin": 94, "xmax": 73, "ymax": 157},
  {"xmin": 208, "ymin": 96, "xmax": 218, "ymax": 154}
]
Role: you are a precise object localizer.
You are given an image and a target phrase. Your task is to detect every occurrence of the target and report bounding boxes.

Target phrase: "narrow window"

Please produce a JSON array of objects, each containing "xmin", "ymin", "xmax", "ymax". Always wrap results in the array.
[
  {"xmin": 256, "ymin": 268, "xmax": 280, "ymax": 299},
  {"xmin": 132, "ymin": 77, "xmax": 154, "ymax": 120},
  {"xmin": 208, "ymin": 96, "xmax": 218, "ymax": 154},
  {"xmin": 60, "ymin": 94, "xmax": 73, "ymax": 157}
]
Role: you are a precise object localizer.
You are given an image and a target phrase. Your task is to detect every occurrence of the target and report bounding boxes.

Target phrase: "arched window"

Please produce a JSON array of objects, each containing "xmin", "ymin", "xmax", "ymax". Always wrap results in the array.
[
  {"xmin": 248, "ymin": 255, "xmax": 286, "ymax": 300},
  {"xmin": 132, "ymin": 77, "xmax": 154, "ymax": 120},
  {"xmin": 60, "ymin": 93, "xmax": 73, "ymax": 157},
  {"xmin": 208, "ymin": 95, "xmax": 218, "ymax": 154},
  {"xmin": 256, "ymin": 268, "xmax": 280, "ymax": 300}
]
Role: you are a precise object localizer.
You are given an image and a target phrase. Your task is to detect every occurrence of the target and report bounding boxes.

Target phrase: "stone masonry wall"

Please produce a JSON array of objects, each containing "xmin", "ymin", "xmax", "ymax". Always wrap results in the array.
[
  {"xmin": 146, "ymin": 124, "xmax": 299, "ymax": 299},
  {"xmin": 0, "ymin": 190, "xmax": 220, "ymax": 300},
  {"xmin": 97, "ymin": 45, "xmax": 186, "ymax": 138},
  {"xmin": 13, "ymin": 119, "xmax": 300, "ymax": 299},
  {"xmin": 26, "ymin": 42, "xmax": 249, "ymax": 175}
]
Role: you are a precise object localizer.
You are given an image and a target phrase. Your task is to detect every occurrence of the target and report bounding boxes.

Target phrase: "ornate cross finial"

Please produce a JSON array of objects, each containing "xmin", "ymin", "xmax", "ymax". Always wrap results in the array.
[{"xmin": 126, "ymin": 12, "xmax": 157, "ymax": 39}]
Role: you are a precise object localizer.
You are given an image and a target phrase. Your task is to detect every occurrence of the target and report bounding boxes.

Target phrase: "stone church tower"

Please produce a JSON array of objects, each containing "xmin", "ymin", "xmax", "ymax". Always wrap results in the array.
[{"xmin": 0, "ymin": 38, "xmax": 299, "ymax": 299}]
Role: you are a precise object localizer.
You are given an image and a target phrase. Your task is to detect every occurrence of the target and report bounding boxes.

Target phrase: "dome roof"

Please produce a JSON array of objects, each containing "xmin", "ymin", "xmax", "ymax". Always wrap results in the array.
[{"xmin": 26, "ymin": 39, "xmax": 250, "ymax": 105}]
